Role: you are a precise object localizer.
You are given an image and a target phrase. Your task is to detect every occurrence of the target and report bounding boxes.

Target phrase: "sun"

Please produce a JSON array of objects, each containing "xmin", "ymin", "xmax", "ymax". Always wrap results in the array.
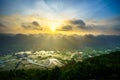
[
  {"xmin": 47, "ymin": 19, "xmax": 66, "ymax": 32},
  {"xmin": 49, "ymin": 22, "xmax": 61, "ymax": 32},
  {"xmin": 51, "ymin": 24, "xmax": 57, "ymax": 32}
]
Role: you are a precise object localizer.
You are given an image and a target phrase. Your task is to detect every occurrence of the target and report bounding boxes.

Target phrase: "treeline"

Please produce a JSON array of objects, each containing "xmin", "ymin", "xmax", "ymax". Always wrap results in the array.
[{"xmin": 0, "ymin": 51, "xmax": 120, "ymax": 80}]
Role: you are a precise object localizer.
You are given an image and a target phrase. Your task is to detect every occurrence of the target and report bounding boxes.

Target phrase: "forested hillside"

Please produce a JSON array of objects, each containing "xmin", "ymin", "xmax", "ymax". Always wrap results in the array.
[{"xmin": 0, "ymin": 51, "xmax": 119, "ymax": 80}]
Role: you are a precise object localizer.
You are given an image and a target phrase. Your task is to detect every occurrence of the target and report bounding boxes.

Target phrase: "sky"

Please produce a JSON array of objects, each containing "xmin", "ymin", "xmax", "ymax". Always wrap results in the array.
[{"xmin": 0, "ymin": 0, "xmax": 120, "ymax": 35}]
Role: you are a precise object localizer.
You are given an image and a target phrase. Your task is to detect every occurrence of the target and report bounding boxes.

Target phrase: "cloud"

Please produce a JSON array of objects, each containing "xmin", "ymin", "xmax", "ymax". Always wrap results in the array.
[
  {"xmin": 32, "ymin": 21, "xmax": 40, "ymax": 26},
  {"xmin": 106, "ymin": 17, "xmax": 120, "ymax": 32},
  {"xmin": 107, "ymin": 16, "xmax": 120, "ymax": 23},
  {"xmin": 0, "ymin": 23, "xmax": 6, "ymax": 27},
  {"xmin": 0, "ymin": 33, "xmax": 120, "ymax": 55},
  {"xmin": 72, "ymin": 16, "xmax": 120, "ymax": 35},
  {"xmin": 21, "ymin": 21, "xmax": 42, "ymax": 30},
  {"xmin": 69, "ymin": 19, "xmax": 86, "ymax": 29},
  {"xmin": 21, "ymin": 23, "xmax": 31, "ymax": 29},
  {"xmin": 0, "ymin": 14, "xmax": 120, "ymax": 35},
  {"xmin": 0, "ymin": 22, "xmax": 8, "ymax": 33},
  {"xmin": 57, "ymin": 17, "xmax": 120, "ymax": 35},
  {"xmin": 61, "ymin": 25, "xmax": 72, "ymax": 31},
  {"xmin": 113, "ymin": 25, "xmax": 120, "ymax": 31},
  {"xmin": 92, "ymin": 16, "xmax": 120, "ymax": 33}
]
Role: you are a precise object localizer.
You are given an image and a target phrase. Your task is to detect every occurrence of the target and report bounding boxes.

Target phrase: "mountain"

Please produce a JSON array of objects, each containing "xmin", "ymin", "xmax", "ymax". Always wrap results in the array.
[
  {"xmin": 0, "ymin": 51, "xmax": 119, "ymax": 80},
  {"xmin": 0, "ymin": 33, "xmax": 120, "ymax": 55}
]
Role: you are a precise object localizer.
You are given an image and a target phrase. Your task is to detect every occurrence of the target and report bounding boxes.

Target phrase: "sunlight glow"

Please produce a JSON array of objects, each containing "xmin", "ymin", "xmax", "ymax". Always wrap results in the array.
[
  {"xmin": 51, "ymin": 24, "xmax": 57, "ymax": 32},
  {"xmin": 48, "ymin": 20, "xmax": 64, "ymax": 32}
]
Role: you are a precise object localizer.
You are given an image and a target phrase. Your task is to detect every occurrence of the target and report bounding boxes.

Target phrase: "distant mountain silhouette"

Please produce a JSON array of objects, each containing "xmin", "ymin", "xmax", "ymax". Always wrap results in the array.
[{"xmin": 0, "ymin": 33, "xmax": 120, "ymax": 55}]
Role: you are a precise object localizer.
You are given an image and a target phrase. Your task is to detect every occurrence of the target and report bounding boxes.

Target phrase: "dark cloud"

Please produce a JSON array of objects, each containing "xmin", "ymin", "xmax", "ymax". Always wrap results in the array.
[
  {"xmin": 61, "ymin": 25, "xmax": 72, "ymax": 31},
  {"xmin": 98, "ymin": 16, "xmax": 120, "ymax": 33},
  {"xmin": 21, "ymin": 23, "xmax": 31, "ymax": 29},
  {"xmin": 70, "ymin": 19, "xmax": 86, "ymax": 29},
  {"xmin": 70, "ymin": 17, "xmax": 120, "ymax": 34},
  {"xmin": 32, "ymin": 21, "xmax": 40, "ymax": 26},
  {"xmin": 21, "ymin": 21, "xmax": 42, "ymax": 30},
  {"xmin": 109, "ymin": 17, "xmax": 120, "ymax": 32},
  {"xmin": 0, "ymin": 23, "xmax": 7, "ymax": 33},
  {"xmin": 68, "ymin": 19, "xmax": 93, "ymax": 30},
  {"xmin": 107, "ymin": 16, "xmax": 120, "ymax": 23},
  {"xmin": 0, "ymin": 23, "xmax": 6, "ymax": 27},
  {"xmin": 112, "ymin": 25, "xmax": 120, "ymax": 32},
  {"xmin": 0, "ymin": 33, "xmax": 120, "ymax": 55}
]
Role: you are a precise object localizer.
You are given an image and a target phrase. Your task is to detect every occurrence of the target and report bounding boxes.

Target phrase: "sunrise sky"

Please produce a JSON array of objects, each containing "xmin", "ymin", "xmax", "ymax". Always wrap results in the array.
[{"xmin": 0, "ymin": 0, "xmax": 120, "ymax": 35}]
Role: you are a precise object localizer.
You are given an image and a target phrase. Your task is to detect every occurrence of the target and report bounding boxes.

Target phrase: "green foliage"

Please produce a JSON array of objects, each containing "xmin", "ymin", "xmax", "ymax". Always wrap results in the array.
[{"xmin": 0, "ymin": 51, "xmax": 120, "ymax": 80}]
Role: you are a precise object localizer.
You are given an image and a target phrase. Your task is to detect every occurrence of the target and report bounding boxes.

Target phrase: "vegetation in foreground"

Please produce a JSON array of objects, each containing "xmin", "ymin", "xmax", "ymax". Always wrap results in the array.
[{"xmin": 0, "ymin": 51, "xmax": 120, "ymax": 80}]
